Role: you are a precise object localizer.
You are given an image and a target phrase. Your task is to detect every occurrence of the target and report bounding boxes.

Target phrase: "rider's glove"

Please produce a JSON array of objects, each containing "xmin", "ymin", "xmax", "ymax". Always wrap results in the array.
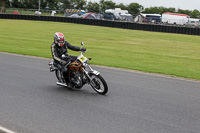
[{"xmin": 80, "ymin": 47, "xmax": 86, "ymax": 52}]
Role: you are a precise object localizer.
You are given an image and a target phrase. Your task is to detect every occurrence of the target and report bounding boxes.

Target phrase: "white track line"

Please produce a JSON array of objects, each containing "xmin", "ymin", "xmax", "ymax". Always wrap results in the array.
[{"xmin": 0, "ymin": 126, "xmax": 16, "ymax": 133}]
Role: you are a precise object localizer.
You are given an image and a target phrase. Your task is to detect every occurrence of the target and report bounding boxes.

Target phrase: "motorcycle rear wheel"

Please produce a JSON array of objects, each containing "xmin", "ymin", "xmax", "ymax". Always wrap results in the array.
[
  {"xmin": 89, "ymin": 74, "xmax": 108, "ymax": 95},
  {"xmin": 55, "ymin": 70, "xmax": 65, "ymax": 83}
]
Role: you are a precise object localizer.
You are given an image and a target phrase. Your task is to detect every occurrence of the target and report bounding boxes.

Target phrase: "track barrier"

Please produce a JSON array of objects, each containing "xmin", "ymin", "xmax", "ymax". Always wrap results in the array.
[{"xmin": 0, "ymin": 14, "xmax": 200, "ymax": 35}]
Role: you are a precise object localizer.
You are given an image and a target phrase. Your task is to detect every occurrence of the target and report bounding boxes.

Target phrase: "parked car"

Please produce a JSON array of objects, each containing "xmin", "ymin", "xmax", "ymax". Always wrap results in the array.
[
  {"xmin": 120, "ymin": 13, "xmax": 133, "ymax": 22},
  {"xmin": 103, "ymin": 13, "xmax": 115, "ymax": 20},
  {"xmin": 185, "ymin": 18, "xmax": 200, "ymax": 27},
  {"xmin": 95, "ymin": 14, "xmax": 104, "ymax": 20},
  {"xmin": 81, "ymin": 13, "xmax": 96, "ymax": 19},
  {"xmin": 68, "ymin": 14, "xmax": 81, "ymax": 18}
]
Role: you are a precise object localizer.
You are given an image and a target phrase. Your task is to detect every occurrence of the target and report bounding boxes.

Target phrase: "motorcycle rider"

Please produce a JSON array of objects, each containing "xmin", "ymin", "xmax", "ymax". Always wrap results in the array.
[{"xmin": 51, "ymin": 32, "xmax": 86, "ymax": 84}]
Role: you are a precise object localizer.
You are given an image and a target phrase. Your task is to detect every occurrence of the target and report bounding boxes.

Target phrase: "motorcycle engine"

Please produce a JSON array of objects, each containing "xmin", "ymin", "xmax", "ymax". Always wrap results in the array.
[
  {"xmin": 70, "ymin": 71, "xmax": 82, "ymax": 88},
  {"xmin": 68, "ymin": 61, "xmax": 83, "ymax": 88}
]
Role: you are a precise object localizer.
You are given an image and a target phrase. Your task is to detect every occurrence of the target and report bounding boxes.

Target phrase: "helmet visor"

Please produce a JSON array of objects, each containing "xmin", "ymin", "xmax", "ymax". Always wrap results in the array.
[{"xmin": 58, "ymin": 39, "xmax": 64, "ymax": 43}]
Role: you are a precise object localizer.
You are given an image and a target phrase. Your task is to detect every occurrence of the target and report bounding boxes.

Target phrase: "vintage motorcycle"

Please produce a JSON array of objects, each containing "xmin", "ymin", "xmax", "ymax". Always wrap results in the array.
[{"xmin": 48, "ymin": 42, "xmax": 108, "ymax": 95}]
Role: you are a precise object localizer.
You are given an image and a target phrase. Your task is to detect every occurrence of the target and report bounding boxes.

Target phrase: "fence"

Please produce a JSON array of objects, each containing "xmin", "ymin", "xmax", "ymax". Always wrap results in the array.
[{"xmin": 0, "ymin": 14, "xmax": 200, "ymax": 35}]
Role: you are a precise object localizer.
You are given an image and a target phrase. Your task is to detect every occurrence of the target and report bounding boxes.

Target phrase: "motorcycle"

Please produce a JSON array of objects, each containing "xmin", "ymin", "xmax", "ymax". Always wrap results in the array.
[{"xmin": 48, "ymin": 42, "xmax": 108, "ymax": 95}]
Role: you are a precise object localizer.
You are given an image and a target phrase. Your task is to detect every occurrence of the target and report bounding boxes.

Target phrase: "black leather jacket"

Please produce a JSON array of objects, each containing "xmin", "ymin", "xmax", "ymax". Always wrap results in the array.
[{"xmin": 51, "ymin": 41, "xmax": 81, "ymax": 65}]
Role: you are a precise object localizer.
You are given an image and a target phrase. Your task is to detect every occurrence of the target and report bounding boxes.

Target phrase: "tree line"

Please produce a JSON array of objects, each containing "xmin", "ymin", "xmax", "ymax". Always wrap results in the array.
[{"xmin": 1, "ymin": 0, "xmax": 200, "ymax": 18}]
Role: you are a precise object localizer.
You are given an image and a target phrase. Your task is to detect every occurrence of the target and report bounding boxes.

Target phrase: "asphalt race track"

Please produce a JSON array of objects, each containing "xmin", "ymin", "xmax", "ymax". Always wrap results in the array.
[{"xmin": 0, "ymin": 52, "xmax": 200, "ymax": 133}]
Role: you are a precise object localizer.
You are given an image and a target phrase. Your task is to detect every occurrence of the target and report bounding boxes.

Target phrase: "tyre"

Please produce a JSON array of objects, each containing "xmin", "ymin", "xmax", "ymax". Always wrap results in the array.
[
  {"xmin": 55, "ymin": 70, "xmax": 65, "ymax": 83},
  {"xmin": 89, "ymin": 74, "xmax": 108, "ymax": 95}
]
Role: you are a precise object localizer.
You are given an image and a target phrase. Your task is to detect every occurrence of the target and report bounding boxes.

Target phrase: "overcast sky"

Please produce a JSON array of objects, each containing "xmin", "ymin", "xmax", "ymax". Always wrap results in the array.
[{"xmin": 89, "ymin": 0, "xmax": 200, "ymax": 11}]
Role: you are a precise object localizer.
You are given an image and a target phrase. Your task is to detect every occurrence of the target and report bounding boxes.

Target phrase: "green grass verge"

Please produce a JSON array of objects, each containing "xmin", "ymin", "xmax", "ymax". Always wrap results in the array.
[{"xmin": 0, "ymin": 19, "xmax": 200, "ymax": 80}]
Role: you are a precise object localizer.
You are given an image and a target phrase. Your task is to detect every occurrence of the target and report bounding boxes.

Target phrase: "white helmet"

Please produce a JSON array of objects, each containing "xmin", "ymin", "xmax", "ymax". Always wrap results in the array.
[{"xmin": 54, "ymin": 32, "xmax": 65, "ymax": 47}]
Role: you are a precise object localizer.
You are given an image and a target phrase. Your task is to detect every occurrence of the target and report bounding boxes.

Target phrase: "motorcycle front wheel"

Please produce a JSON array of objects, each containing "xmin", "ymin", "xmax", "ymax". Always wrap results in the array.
[{"xmin": 89, "ymin": 74, "xmax": 108, "ymax": 95}]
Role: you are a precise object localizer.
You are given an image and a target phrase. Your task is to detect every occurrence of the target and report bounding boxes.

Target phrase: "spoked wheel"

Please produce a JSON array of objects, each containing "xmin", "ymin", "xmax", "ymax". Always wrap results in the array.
[
  {"xmin": 55, "ymin": 70, "xmax": 65, "ymax": 83},
  {"xmin": 89, "ymin": 74, "xmax": 108, "ymax": 95}
]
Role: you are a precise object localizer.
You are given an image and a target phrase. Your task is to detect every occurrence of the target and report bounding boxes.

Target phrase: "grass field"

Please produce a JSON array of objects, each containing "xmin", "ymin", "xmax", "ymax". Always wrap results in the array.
[{"xmin": 0, "ymin": 19, "xmax": 200, "ymax": 80}]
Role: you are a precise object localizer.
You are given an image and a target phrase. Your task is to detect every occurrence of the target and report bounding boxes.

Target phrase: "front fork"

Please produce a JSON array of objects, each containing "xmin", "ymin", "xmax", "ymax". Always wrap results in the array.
[{"xmin": 82, "ymin": 65, "xmax": 100, "ymax": 84}]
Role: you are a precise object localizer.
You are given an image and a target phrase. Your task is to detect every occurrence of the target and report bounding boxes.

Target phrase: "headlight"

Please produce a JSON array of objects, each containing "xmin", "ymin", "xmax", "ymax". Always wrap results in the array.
[{"xmin": 83, "ymin": 61, "xmax": 89, "ymax": 67}]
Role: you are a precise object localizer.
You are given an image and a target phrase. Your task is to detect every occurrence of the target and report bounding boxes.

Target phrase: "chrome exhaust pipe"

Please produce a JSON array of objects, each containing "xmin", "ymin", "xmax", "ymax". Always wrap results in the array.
[{"xmin": 56, "ymin": 82, "xmax": 68, "ymax": 87}]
